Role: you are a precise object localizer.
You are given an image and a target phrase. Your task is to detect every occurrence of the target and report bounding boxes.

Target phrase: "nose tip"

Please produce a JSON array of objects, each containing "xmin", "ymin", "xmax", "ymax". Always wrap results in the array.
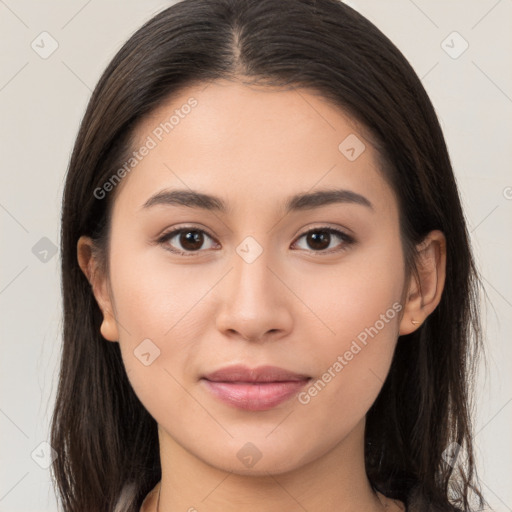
[{"xmin": 225, "ymin": 327, "xmax": 281, "ymax": 343}]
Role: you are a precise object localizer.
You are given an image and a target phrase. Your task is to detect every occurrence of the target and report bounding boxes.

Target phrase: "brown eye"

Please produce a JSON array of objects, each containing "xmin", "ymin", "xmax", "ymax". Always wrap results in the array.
[
  {"xmin": 179, "ymin": 230, "xmax": 205, "ymax": 251},
  {"xmin": 293, "ymin": 227, "xmax": 354, "ymax": 253},
  {"xmin": 158, "ymin": 228, "xmax": 218, "ymax": 255},
  {"xmin": 306, "ymin": 231, "xmax": 331, "ymax": 250}
]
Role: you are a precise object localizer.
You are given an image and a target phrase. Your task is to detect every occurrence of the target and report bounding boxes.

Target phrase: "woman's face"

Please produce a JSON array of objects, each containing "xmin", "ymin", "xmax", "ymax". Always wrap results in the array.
[{"xmin": 87, "ymin": 80, "xmax": 411, "ymax": 474}]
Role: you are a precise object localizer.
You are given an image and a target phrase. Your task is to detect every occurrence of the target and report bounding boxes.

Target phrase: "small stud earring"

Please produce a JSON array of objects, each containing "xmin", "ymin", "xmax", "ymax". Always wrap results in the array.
[{"xmin": 411, "ymin": 320, "xmax": 420, "ymax": 325}]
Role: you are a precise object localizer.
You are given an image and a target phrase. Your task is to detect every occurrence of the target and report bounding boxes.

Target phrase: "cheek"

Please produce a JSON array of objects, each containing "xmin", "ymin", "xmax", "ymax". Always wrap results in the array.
[
  {"xmin": 107, "ymin": 236, "xmax": 210, "ymax": 390},
  {"xmin": 109, "ymin": 253, "xmax": 215, "ymax": 425},
  {"xmin": 294, "ymin": 291, "xmax": 402, "ymax": 447},
  {"xmin": 109, "ymin": 231, "xmax": 219, "ymax": 337},
  {"xmin": 293, "ymin": 241, "xmax": 403, "ymax": 416},
  {"xmin": 295, "ymin": 236, "xmax": 404, "ymax": 347}
]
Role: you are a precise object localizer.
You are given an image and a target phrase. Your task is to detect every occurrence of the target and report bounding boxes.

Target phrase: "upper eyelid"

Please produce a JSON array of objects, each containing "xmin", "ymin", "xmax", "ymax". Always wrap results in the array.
[
  {"xmin": 159, "ymin": 224, "xmax": 217, "ymax": 242},
  {"xmin": 159, "ymin": 224, "xmax": 351, "ymax": 239}
]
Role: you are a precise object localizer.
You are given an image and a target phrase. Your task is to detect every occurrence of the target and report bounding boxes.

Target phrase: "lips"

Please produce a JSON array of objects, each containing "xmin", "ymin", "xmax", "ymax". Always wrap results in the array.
[
  {"xmin": 201, "ymin": 365, "xmax": 311, "ymax": 411},
  {"xmin": 203, "ymin": 364, "xmax": 310, "ymax": 383}
]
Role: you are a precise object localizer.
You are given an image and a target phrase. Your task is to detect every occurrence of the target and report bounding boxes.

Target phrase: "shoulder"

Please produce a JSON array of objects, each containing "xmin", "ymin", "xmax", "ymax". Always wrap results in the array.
[
  {"xmin": 113, "ymin": 481, "xmax": 137, "ymax": 512},
  {"xmin": 406, "ymin": 487, "xmax": 466, "ymax": 512},
  {"xmin": 139, "ymin": 481, "xmax": 160, "ymax": 512},
  {"xmin": 113, "ymin": 481, "xmax": 160, "ymax": 512}
]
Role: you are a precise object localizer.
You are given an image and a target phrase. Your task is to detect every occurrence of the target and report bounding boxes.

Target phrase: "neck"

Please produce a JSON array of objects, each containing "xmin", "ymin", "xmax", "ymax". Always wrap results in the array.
[{"xmin": 148, "ymin": 419, "xmax": 395, "ymax": 512}]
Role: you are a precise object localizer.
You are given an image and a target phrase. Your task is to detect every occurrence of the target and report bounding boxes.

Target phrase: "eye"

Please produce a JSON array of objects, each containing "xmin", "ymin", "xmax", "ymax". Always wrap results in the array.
[
  {"xmin": 292, "ymin": 226, "xmax": 355, "ymax": 254},
  {"xmin": 157, "ymin": 225, "xmax": 354, "ymax": 256},
  {"xmin": 157, "ymin": 227, "xmax": 219, "ymax": 256}
]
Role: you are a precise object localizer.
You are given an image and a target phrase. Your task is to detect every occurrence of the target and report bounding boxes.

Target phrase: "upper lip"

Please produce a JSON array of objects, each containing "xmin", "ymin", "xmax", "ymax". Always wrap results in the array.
[{"xmin": 202, "ymin": 365, "xmax": 310, "ymax": 383}]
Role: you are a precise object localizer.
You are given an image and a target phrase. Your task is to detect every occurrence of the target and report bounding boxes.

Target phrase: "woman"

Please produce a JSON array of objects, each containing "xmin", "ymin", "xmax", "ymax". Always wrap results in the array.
[{"xmin": 51, "ymin": 0, "xmax": 486, "ymax": 510}]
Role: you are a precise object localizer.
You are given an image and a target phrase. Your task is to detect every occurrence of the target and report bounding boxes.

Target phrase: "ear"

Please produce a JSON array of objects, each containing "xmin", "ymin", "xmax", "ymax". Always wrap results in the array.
[
  {"xmin": 77, "ymin": 236, "xmax": 119, "ymax": 342},
  {"xmin": 399, "ymin": 230, "xmax": 447, "ymax": 335}
]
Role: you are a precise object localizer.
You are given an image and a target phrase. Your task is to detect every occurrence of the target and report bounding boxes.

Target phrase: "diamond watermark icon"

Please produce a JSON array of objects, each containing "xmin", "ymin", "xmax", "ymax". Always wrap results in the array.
[
  {"xmin": 236, "ymin": 236, "xmax": 263, "ymax": 264},
  {"xmin": 134, "ymin": 338, "xmax": 161, "ymax": 366},
  {"xmin": 32, "ymin": 236, "xmax": 58, "ymax": 263},
  {"xmin": 237, "ymin": 442, "xmax": 262, "ymax": 468},
  {"xmin": 31, "ymin": 441, "xmax": 58, "ymax": 469},
  {"xmin": 441, "ymin": 31, "xmax": 469, "ymax": 60},
  {"xmin": 31, "ymin": 31, "xmax": 59, "ymax": 59},
  {"xmin": 338, "ymin": 134, "xmax": 366, "ymax": 161},
  {"xmin": 442, "ymin": 442, "xmax": 465, "ymax": 467}
]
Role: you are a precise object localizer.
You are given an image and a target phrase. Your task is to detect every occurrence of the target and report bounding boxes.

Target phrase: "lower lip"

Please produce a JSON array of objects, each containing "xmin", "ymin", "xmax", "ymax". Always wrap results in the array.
[{"xmin": 201, "ymin": 379, "xmax": 310, "ymax": 411}]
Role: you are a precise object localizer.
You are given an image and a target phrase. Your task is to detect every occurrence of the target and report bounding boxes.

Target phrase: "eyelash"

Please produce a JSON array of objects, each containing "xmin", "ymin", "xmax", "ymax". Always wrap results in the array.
[{"xmin": 156, "ymin": 225, "xmax": 355, "ymax": 257}]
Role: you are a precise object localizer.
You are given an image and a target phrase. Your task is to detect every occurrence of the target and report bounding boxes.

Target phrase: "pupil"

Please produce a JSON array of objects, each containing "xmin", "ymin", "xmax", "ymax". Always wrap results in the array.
[
  {"xmin": 308, "ymin": 231, "xmax": 330, "ymax": 250},
  {"xmin": 181, "ymin": 231, "xmax": 203, "ymax": 250}
]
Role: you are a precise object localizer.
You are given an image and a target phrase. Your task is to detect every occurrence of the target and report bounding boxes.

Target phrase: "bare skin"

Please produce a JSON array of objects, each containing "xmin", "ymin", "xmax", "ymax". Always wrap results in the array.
[{"xmin": 78, "ymin": 79, "xmax": 445, "ymax": 512}]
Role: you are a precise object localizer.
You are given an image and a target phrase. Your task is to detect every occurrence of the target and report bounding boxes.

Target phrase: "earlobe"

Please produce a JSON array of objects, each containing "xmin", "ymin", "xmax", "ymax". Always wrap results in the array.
[
  {"xmin": 77, "ymin": 236, "xmax": 119, "ymax": 342},
  {"xmin": 399, "ymin": 230, "xmax": 447, "ymax": 335}
]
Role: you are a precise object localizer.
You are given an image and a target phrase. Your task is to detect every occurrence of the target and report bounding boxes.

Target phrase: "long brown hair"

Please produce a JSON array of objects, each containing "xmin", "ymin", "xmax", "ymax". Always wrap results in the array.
[{"xmin": 51, "ymin": 0, "xmax": 485, "ymax": 510}]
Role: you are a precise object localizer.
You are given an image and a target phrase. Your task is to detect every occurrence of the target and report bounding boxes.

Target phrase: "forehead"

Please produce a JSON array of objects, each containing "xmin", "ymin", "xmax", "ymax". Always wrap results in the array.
[{"xmin": 111, "ymin": 79, "xmax": 397, "ymax": 219}]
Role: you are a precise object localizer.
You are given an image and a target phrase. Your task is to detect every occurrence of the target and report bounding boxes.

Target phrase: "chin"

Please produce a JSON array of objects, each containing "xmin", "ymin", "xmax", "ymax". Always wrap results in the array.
[{"xmin": 200, "ymin": 440, "xmax": 316, "ymax": 477}]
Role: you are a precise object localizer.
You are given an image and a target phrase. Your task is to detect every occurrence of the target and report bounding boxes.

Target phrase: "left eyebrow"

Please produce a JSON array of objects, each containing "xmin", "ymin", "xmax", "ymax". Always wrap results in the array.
[
  {"xmin": 140, "ymin": 187, "xmax": 373, "ymax": 213},
  {"xmin": 284, "ymin": 188, "xmax": 373, "ymax": 212}
]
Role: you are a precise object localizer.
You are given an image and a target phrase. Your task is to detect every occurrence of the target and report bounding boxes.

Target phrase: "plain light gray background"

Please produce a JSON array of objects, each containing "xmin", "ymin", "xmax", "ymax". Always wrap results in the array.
[{"xmin": 1, "ymin": 1, "xmax": 511, "ymax": 511}]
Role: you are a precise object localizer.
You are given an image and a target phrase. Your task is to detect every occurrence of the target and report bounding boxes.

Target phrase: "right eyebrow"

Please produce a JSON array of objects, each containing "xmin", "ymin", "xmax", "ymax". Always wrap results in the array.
[{"xmin": 141, "ymin": 189, "xmax": 227, "ymax": 212}]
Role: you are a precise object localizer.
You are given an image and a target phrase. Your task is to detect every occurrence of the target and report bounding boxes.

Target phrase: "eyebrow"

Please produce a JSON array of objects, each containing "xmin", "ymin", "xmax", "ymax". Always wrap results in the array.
[{"xmin": 141, "ymin": 187, "xmax": 373, "ymax": 213}]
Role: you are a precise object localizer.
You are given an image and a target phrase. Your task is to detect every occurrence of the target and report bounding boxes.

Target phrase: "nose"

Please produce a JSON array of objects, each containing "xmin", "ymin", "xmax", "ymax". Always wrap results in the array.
[{"xmin": 214, "ymin": 242, "xmax": 294, "ymax": 343}]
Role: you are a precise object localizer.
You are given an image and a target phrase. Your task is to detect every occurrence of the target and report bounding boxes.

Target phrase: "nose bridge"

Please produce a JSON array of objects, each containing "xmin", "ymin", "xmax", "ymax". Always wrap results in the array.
[
  {"xmin": 231, "ymin": 233, "xmax": 279, "ymax": 309},
  {"xmin": 235, "ymin": 237, "xmax": 273, "ymax": 297},
  {"xmin": 215, "ymin": 234, "xmax": 293, "ymax": 340}
]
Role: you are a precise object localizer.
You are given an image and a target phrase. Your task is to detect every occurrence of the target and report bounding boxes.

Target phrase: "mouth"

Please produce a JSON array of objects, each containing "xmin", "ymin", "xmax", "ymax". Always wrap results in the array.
[{"xmin": 201, "ymin": 365, "xmax": 311, "ymax": 411}]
